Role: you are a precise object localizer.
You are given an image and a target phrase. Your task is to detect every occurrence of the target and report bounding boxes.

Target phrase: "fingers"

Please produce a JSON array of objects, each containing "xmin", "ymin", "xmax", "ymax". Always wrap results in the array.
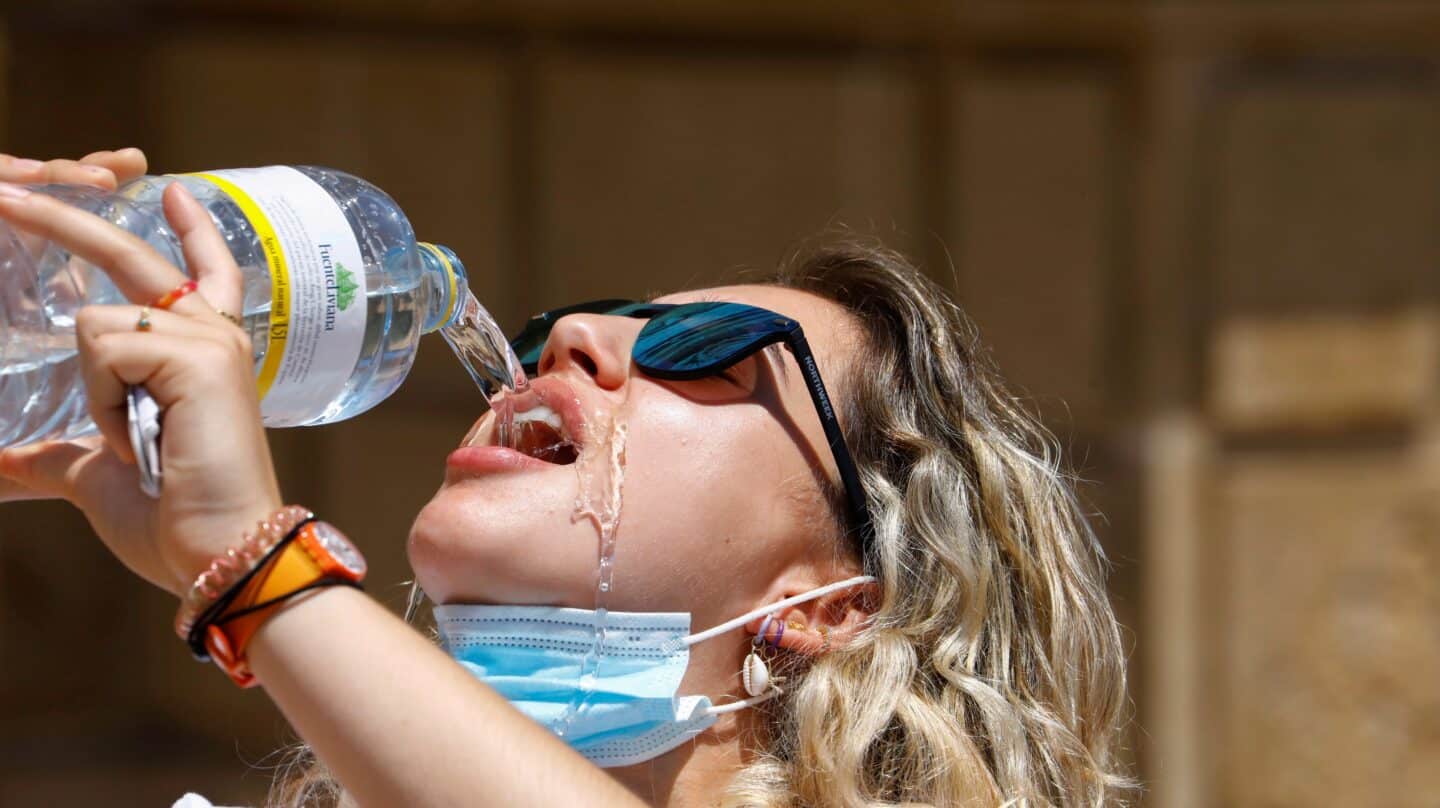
[
  {"xmin": 0, "ymin": 154, "xmax": 48, "ymax": 184},
  {"xmin": 0, "ymin": 148, "xmax": 148, "ymax": 190},
  {"xmin": 0, "ymin": 174, "xmax": 242, "ymax": 326},
  {"xmin": 162, "ymin": 183, "xmax": 244, "ymax": 318},
  {"xmin": 0, "ymin": 183, "xmax": 190, "ymax": 304},
  {"xmin": 75, "ymin": 305, "xmax": 245, "ymax": 462},
  {"xmin": 80, "ymin": 331, "xmax": 242, "ymax": 467},
  {"xmin": 0, "ymin": 155, "xmax": 118, "ymax": 189},
  {"xmin": 80, "ymin": 147, "xmax": 148, "ymax": 186},
  {"xmin": 0, "ymin": 150, "xmax": 142, "ymax": 260}
]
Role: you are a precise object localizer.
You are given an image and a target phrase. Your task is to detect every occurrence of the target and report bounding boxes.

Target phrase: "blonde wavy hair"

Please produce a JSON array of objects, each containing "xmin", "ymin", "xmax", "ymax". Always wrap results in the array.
[
  {"xmin": 265, "ymin": 236, "xmax": 1133, "ymax": 807},
  {"xmin": 716, "ymin": 237, "xmax": 1133, "ymax": 807}
]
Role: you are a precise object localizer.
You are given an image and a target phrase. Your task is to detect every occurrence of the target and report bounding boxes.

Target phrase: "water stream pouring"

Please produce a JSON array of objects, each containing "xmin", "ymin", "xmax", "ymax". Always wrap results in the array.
[{"xmin": 440, "ymin": 289, "xmax": 529, "ymax": 448}]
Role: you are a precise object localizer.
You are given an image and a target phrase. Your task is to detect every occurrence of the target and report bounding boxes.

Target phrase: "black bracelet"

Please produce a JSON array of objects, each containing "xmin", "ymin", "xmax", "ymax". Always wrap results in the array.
[
  {"xmin": 186, "ymin": 516, "xmax": 317, "ymax": 660},
  {"xmin": 216, "ymin": 577, "xmax": 363, "ymax": 624}
]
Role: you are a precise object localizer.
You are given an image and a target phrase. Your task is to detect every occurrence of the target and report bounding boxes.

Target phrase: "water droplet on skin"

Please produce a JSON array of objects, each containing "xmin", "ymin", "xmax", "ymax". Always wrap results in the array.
[
  {"xmin": 572, "ymin": 414, "xmax": 628, "ymax": 546},
  {"xmin": 553, "ymin": 409, "xmax": 629, "ymax": 735}
]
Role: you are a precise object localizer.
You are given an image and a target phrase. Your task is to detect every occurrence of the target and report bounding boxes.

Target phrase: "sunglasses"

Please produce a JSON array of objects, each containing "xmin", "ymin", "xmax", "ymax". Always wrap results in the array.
[{"xmin": 510, "ymin": 299, "xmax": 874, "ymax": 554}]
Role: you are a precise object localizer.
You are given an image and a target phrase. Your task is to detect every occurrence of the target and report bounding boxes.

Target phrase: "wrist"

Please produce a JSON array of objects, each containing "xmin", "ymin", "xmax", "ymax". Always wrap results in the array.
[
  {"xmin": 166, "ymin": 494, "xmax": 286, "ymax": 596},
  {"xmin": 174, "ymin": 510, "xmax": 368, "ymax": 688}
]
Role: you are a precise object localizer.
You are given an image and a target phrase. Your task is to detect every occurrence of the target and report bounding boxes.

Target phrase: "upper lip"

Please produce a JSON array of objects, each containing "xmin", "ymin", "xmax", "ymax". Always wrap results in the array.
[{"xmin": 464, "ymin": 375, "xmax": 591, "ymax": 455}]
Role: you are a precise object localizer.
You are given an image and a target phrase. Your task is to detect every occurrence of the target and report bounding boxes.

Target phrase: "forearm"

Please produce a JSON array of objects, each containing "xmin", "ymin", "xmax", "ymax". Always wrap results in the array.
[{"xmin": 247, "ymin": 586, "xmax": 645, "ymax": 808}]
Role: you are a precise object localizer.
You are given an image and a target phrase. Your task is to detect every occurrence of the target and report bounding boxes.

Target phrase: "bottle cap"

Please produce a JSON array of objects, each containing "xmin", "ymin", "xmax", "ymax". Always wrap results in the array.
[{"xmin": 127, "ymin": 384, "xmax": 163, "ymax": 499}]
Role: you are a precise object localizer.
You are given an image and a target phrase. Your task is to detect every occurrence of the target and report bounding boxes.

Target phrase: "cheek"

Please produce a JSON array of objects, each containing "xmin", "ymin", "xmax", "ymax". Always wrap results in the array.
[
  {"xmin": 402, "ymin": 387, "xmax": 819, "ymax": 611},
  {"xmin": 600, "ymin": 398, "xmax": 809, "ymax": 606}
]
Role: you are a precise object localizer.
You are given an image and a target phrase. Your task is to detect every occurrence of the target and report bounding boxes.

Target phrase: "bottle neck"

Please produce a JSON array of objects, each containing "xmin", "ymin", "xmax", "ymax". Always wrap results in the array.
[{"xmin": 417, "ymin": 243, "xmax": 467, "ymax": 334}]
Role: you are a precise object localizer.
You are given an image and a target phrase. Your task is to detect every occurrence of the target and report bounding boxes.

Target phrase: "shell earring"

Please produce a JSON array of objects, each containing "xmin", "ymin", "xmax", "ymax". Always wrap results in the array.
[
  {"xmin": 743, "ymin": 645, "xmax": 771, "ymax": 697},
  {"xmin": 744, "ymin": 615, "xmax": 778, "ymax": 697}
]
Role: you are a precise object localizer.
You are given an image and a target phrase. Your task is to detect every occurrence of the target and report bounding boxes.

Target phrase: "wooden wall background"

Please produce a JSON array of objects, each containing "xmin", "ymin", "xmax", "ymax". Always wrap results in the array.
[{"xmin": 2, "ymin": 2, "xmax": 1438, "ymax": 806}]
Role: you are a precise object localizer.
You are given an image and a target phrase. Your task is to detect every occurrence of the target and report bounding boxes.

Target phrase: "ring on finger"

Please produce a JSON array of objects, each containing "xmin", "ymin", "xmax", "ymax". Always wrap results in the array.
[{"xmin": 135, "ymin": 306, "xmax": 152, "ymax": 332}]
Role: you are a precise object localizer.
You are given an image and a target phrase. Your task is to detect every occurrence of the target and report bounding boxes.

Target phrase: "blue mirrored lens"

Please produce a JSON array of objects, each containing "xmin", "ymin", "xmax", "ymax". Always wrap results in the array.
[{"xmin": 635, "ymin": 302, "xmax": 791, "ymax": 374}]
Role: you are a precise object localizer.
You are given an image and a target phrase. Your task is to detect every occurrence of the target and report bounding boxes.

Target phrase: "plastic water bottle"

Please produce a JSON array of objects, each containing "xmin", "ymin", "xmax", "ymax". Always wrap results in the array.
[{"xmin": 0, "ymin": 166, "xmax": 521, "ymax": 448}]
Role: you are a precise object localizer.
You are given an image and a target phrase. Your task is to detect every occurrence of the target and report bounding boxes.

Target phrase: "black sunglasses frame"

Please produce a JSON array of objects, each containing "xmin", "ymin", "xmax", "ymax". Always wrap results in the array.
[{"xmin": 511, "ymin": 300, "xmax": 875, "ymax": 555}]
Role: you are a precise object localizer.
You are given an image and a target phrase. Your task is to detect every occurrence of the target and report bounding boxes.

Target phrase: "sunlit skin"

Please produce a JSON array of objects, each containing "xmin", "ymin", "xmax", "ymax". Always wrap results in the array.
[
  {"xmin": 0, "ymin": 147, "xmax": 873, "ymax": 804},
  {"xmin": 407, "ymin": 284, "xmax": 870, "ymax": 800}
]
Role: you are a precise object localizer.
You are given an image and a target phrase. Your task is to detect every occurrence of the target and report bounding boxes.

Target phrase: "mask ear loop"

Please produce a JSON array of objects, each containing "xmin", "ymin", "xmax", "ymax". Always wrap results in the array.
[
  {"xmin": 672, "ymin": 575, "xmax": 876, "ymax": 652},
  {"xmin": 705, "ymin": 688, "xmax": 782, "ymax": 715},
  {"xmin": 678, "ymin": 575, "xmax": 877, "ymax": 717}
]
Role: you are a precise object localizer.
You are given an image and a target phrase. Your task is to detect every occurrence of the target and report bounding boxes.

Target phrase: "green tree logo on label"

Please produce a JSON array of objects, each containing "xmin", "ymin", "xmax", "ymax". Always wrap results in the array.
[{"xmin": 334, "ymin": 263, "xmax": 359, "ymax": 311}]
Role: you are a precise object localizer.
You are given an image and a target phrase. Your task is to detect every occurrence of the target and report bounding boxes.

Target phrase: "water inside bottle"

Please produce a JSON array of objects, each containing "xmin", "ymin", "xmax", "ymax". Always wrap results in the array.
[
  {"xmin": 438, "ymin": 289, "xmax": 530, "ymax": 447},
  {"xmin": 0, "ymin": 333, "xmax": 89, "ymax": 447},
  {"xmin": 0, "ymin": 333, "xmax": 78, "ymax": 376}
]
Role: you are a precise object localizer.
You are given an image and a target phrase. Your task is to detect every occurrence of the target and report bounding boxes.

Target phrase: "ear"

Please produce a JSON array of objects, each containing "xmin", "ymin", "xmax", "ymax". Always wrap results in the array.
[{"xmin": 743, "ymin": 578, "xmax": 877, "ymax": 657}]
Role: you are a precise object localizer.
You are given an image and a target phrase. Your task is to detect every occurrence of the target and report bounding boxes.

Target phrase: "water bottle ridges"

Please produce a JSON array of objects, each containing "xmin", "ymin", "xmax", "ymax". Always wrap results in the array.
[{"xmin": 0, "ymin": 165, "xmax": 484, "ymax": 447}]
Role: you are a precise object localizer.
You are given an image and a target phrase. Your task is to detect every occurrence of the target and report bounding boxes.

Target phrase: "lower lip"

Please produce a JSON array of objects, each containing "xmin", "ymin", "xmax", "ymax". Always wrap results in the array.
[{"xmin": 445, "ymin": 446, "xmax": 556, "ymax": 478}]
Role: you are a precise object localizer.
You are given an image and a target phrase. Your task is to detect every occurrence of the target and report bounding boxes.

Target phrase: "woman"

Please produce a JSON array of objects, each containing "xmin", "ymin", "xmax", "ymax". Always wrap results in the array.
[{"xmin": 0, "ymin": 149, "xmax": 1131, "ymax": 806}]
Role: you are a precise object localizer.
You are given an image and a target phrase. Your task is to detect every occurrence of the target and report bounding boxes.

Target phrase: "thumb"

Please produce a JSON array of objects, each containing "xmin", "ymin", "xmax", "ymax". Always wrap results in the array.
[{"xmin": 0, "ymin": 439, "xmax": 124, "ymax": 503}]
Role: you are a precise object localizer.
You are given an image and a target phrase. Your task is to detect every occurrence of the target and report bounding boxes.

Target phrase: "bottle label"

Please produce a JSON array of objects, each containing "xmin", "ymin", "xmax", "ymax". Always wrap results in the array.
[{"xmin": 191, "ymin": 167, "xmax": 368, "ymax": 425}]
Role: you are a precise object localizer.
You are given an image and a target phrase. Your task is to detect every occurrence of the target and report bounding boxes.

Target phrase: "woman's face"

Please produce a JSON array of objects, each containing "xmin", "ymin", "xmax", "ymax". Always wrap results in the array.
[{"xmin": 408, "ymin": 284, "xmax": 860, "ymax": 629}]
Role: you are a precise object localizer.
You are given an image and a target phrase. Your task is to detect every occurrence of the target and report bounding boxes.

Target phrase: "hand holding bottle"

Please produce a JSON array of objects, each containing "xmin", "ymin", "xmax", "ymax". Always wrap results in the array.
[
  {"xmin": 0, "ymin": 148, "xmax": 149, "ymax": 503},
  {"xmin": 0, "ymin": 156, "xmax": 283, "ymax": 596}
]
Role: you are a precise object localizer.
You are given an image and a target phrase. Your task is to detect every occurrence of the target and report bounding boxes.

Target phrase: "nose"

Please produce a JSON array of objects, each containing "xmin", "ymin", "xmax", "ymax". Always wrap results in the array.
[{"xmin": 536, "ymin": 313, "xmax": 633, "ymax": 390}]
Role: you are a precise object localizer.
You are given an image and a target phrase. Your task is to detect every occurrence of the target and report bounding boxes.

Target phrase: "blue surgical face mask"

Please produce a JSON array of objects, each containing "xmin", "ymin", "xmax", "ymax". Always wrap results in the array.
[{"xmin": 433, "ymin": 576, "xmax": 874, "ymax": 768}]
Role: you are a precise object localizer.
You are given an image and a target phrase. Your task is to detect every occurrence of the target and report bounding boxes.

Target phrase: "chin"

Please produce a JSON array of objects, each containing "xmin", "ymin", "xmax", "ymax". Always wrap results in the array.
[{"xmin": 406, "ymin": 483, "xmax": 602, "ymax": 607}]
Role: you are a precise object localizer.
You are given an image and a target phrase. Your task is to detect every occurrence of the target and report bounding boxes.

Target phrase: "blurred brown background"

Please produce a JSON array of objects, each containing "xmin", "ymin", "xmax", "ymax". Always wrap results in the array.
[{"xmin": 1, "ymin": 2, "xmax": 1438, "ymax": 806}]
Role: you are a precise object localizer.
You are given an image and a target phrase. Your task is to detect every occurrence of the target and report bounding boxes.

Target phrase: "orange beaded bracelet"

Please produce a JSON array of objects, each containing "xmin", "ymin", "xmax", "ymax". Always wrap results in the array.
[{"xmin": 173, "ymin": 505, "xmax": 313, "ymax": 641}]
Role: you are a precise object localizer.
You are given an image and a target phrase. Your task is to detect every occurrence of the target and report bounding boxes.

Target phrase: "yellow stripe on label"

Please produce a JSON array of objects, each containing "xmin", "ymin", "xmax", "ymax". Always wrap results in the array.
[
  {"xmin": 420, "ymin": 242, "xmax": 459, "ymax": 328},
  {"xmin": 190, "ymin": 172, "xmax": 290, "ymax": 399}
]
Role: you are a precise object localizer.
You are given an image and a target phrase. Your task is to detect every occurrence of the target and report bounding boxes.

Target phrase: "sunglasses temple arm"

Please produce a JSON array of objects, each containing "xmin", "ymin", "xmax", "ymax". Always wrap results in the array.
[{"xmin": 788, "ymin": 333, "xmax": 875, "ymax": 548}]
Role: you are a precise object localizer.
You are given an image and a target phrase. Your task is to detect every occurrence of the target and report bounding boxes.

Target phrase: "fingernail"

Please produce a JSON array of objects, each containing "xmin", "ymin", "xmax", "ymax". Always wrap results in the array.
[
  {"xmin": 116, "ymin": 147, "xmax": 142, "ymax": 157},
  {"xmin": 12, "ymin": 158, "xmax": 44, "ymax": 172},
  {"xmin": 0, "ymin": 182, "xmax": 32, "ymax": 199}
]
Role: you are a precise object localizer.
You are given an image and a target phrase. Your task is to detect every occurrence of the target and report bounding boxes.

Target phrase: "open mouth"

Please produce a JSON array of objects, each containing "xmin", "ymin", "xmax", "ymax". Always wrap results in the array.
[
  {"xmin": 510, "ymin": 405, "xmax": 580, "ymax": 465},
  {"xmin": 456, "ymin": 376, "xmax": 590, "ymax": 472}
]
